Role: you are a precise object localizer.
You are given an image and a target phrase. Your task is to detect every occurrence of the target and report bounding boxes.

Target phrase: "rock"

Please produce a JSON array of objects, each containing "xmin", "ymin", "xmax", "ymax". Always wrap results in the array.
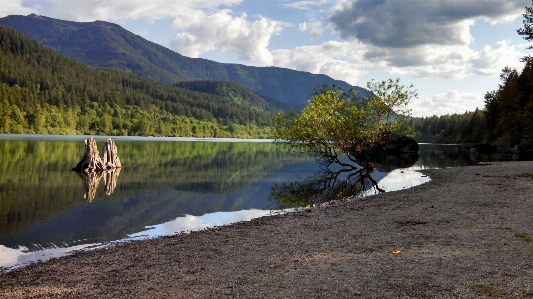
[
  {"xmin": 380, "ymin": 134, "xmax": 419, "ymax": 153},
  {"xmin": 365, "ymin": 152, "xmax": 419, "ymax": 172},
  {"xmin": 356, "ymin": 134, "xmax": 420, "ymax": 171},
  {"xmin": 497, "ymin": 145, "xmax": 520, "ymax": 161}
]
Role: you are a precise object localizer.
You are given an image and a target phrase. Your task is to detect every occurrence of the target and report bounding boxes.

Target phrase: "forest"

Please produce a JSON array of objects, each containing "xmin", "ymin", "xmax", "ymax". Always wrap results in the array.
[
  {"xmin": 409, "ymin": 109, "xmax": 486, "ymax": 144},
  {"xmin": 411, "ymin": 59, "xmax": 533, "ymax": 152},
  {"xmin": 0, "ymin": 26, "xmax": 277, "ymax": 138}
]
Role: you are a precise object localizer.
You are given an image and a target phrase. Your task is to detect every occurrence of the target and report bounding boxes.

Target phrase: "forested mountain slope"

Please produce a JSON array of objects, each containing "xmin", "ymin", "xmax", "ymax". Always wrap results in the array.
[
  {"xmin": 0, "ymin": 14, "xmax": 361, "ymax": 108},
  {"xmin": 175, "ymin": 80, "xmax": 292, "ymax": 113},
  {"xmin": 0, "ymin": 26, "xmax": 274, "ymax": 137}
]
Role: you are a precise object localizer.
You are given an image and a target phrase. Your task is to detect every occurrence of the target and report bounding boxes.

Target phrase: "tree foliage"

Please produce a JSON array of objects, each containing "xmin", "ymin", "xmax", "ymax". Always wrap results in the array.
[
  {"xmin": 272, "ymin": 79, "xmax": 416, "ymax": 167},
  {"xmin": 517, "ymin": 1, "xmax": 533, "ymax": 49},
  {"xmin": 410, "ymin": 109, "xmax": 486, "ymax": 144},
  {"xmin": 483, "ymin": 62, "xmax": 533, "ymax": 148},
  {"xmin": 0, "ymin": 26, "xmax": 275, "ymax": 138}
]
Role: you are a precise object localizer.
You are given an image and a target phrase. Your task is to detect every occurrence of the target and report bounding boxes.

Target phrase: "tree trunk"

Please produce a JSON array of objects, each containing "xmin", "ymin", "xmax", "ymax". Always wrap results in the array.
[
  {"xmin": 101, "ymin": 138, "xmax": 121, "ymax": 169},
  {"xmin": 72, "ymin": 137, "xmax": 121, "ymax": 172}
]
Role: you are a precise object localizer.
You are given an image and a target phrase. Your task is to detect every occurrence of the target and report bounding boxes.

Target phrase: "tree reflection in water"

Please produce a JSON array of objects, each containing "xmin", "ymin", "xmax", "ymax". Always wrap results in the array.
[
  {"xmin": 76, "ymin": 168, "xmax": 121, "ymax": 201},
  {"xmin": 269, "ymin": 151, "xmax": 420, "ymax": 210},
  {"xmin": 268, "ymin": 166, "xmax": 384, "ymax": 210}
]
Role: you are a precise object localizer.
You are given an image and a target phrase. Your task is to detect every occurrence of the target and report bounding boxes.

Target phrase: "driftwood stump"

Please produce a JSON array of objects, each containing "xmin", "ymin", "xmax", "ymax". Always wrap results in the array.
[
  {"xmin": 102, "ymin": 138, "xmax": 122, "ymax": 169},
  {"xmin": 73, "ymin": 137, "xmax": 122, "ymax": 200},
  {"xmin": 72, "ymin": 137, "xmax": 122, "ymax": 172}
]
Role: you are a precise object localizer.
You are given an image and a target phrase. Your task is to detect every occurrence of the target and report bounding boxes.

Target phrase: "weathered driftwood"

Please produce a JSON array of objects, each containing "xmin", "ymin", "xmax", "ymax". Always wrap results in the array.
[
  {"xmin": 72, "ymin": 137, "xmax": 121, "ymax": 172},
  {"xmin": 102, "ymin": 138, "xmax": 121, "ymax": 169}
]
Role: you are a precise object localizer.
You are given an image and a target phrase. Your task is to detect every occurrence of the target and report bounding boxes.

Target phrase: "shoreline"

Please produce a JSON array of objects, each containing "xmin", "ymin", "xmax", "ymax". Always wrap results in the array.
[{"xmin": 1, "ymin": 162, "xmax": 532, "ymax": 298}]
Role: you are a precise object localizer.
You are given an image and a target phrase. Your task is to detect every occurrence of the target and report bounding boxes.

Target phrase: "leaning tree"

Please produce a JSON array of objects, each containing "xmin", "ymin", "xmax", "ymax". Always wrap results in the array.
[{"xmin": 271, "ymin": 78, "xmax": 417, "ymax": 170}]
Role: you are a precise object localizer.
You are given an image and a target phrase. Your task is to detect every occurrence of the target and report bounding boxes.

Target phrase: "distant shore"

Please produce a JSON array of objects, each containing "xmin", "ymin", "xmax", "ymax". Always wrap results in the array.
[{"xmin": 1, "ymin": 162, "xmax": 533, "ymax": 298}]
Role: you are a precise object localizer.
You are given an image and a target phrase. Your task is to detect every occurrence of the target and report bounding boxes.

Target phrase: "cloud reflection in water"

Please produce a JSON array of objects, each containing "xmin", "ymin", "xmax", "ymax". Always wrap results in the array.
[
  {"xmin": 127, "ymin": 209, "xmax": 273, "ymax": 239},
  {"xmin": 0, "ymin": 209, "xmax": 273, "ymax": 270}
]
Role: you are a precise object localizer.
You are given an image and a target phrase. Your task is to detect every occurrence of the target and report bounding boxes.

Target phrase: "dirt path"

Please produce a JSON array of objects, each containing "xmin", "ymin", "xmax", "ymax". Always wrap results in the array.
[{"xmin": 1, "ymin": 162, "xmax": 532, "ymax": 298}]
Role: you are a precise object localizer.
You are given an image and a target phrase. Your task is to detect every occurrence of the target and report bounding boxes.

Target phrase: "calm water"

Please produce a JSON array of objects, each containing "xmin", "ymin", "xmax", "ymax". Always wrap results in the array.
[{"xmin": 0, "ymin": 135, "xmax": 493, "ymax": 269}]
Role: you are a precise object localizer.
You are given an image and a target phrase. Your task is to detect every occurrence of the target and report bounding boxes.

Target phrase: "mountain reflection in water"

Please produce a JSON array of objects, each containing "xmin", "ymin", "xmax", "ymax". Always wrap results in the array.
[{"xmin": 0, "ymin": 137, "xmax": 481, "ymax": 270}]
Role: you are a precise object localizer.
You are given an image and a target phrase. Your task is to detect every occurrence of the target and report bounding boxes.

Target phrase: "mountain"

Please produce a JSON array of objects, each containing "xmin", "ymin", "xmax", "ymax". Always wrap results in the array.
[
  {"xmin": 0, "ymin": 14, "xmax": 362, "ymax": 108},
  {"xmin": 175, "ymin": 80, "xmax": 292, "ymax": 113},
  {"xmin": 0, "ymin": 26, "xmax": 274, "ymax": 137}
]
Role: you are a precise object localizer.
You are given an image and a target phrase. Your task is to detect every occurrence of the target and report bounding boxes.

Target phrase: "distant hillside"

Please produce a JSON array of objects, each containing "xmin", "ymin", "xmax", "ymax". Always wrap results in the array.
[
  {"xmin": 0, "ymin": 14, "xmax": 362, "ymax": 108},
  {"xmin": 175, "ymin": 80, "xmax": 292, "ymax": 113},
  {"xmin": 0, "ymin": 26, "xmax": 273, "ymax": 137}
]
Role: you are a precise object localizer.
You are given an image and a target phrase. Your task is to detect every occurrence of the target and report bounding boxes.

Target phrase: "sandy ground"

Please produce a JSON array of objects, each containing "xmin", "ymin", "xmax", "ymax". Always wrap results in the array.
[{"xmin": 1, "ymin": 162, "xmax": 532, "ymax": 298}]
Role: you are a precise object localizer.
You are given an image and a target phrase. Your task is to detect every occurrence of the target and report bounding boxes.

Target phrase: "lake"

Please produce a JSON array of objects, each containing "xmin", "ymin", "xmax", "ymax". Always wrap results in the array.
[{"xmin": 0, "ymin": 135, "xmax": 495, "ymax": 270}]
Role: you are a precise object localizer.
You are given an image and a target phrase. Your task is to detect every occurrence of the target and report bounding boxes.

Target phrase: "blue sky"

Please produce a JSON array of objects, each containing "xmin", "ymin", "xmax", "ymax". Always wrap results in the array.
[{"xmin": 1, "ymin": 0, "xmax": 531, "ymax": 116}]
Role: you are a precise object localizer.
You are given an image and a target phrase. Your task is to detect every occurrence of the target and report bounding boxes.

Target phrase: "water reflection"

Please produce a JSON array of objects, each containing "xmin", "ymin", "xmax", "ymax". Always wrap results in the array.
[
  {"xmin": 0, "ymin": 136, "xmax": 316, "ymax": 270},
  {"xmin": 77, "ymin": 168, "xmax": 121, "ymax": 201},
  {"xmin": 269, "ymin": 167, "xmax": 382, "ymax": 209},
  {"xmin": 0, "ymin": 243, "xmax": 100, "ymax": 271},
  {"xmin": 1, "ymin": 209, "xmax": 273, "ymax": 270},
  {"xmin": 413, "ymin": 143, "xmax": 497, "ymax": 169},
  {"xmin": 269, "ymin": 152, "xmax": 429, "ymax": 209},
  {"xmin": 128, "ymin": 209, "xmax": 273, "ymax": 239},
  {"xmin": 0, "ymin": 138, "xmax": 490, "ymax": 270}
]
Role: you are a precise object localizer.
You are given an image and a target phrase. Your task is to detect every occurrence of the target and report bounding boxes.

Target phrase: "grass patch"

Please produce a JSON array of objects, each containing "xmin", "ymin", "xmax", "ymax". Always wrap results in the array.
[
  {"xmin": 516, "ymin": 173, "xmax": 533, "ymax": 179},
  {"xmin": 469, "ymin": 284, "xmax": 503, "ymax": 297},
  {"xmin": 515, "ymin": 232, "xmax": 533, "ymax": 256},
  {"xmin": 515, "ymin": 232, "xmax": 533, "ymax": 243}
]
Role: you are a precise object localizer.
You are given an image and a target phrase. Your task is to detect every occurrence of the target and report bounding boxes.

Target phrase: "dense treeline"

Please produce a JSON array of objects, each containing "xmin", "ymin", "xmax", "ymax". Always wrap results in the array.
[
  {"xmin": 0, "ymin": 26, "xmax": 274, "ymax": 137},
  {"xmin": 411, "ymin": 58, "xmax": 533, "ymax": 150},
  {"xmin": 410, "ymin": 109, "xmax": 486, "ymax": 144},
  {"xmin": 484, "ymin": 62, "xmax": 533, "ymax": 149}
]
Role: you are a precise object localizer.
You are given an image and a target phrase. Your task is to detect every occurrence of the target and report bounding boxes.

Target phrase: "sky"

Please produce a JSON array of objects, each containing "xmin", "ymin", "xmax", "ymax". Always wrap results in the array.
[{"xmin": 1, "ymin": 0, "xmax": 532, "ymax": 117}]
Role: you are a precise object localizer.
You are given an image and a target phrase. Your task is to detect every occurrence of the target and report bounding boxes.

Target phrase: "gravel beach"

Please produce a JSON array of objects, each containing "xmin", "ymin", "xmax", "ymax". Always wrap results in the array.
[{"xmin": 1, "ymin": 162, "xmax": 532, "ymax": 298}]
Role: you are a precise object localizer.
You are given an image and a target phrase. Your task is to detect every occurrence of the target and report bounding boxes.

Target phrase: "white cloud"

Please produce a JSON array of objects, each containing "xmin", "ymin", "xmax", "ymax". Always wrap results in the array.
[
  {"xmin": 0, "ymin": 0, "xmax": 33, "ymax": 17},
  {"xmin": 4, "ymin": 0, "xmax": 242, "ymax": 21},
  {"xmin": 270, "ymin": 36, "xmax": 524, "ymax": 84},
  {"xmin": 284, "ymin": 0, "xmax": 332, "ymax": 11},
  {"xmin": 169, "ymin": 10, "xmax": 283, "ymax": 64},
  {"xmin": 470, "ymin": 40, "xmax": 524, "ymax": 75},
  {"xmin": 299, "ymin": 21, "xmax": 324, "ymax": 38},
  {"xmin": 411, "ymin": 90, "xmax": 485, "ymax": 117},
  {"xmin": 381, "ymin": 40, "xmax": 524, "ymax": 79},
  {"xmin": 324, "ymin": 0, "xmax": 526, "ymax": 81},
  {"xmin": 272, "ymin": 40, "xmax": 368, "ymax": 84}
]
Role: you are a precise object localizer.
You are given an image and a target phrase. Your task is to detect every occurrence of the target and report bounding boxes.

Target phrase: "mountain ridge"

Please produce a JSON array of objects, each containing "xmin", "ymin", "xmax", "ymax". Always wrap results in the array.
[{"xmin": 0, "ymin": 14, "xmax": 362, "ymax": 108}]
